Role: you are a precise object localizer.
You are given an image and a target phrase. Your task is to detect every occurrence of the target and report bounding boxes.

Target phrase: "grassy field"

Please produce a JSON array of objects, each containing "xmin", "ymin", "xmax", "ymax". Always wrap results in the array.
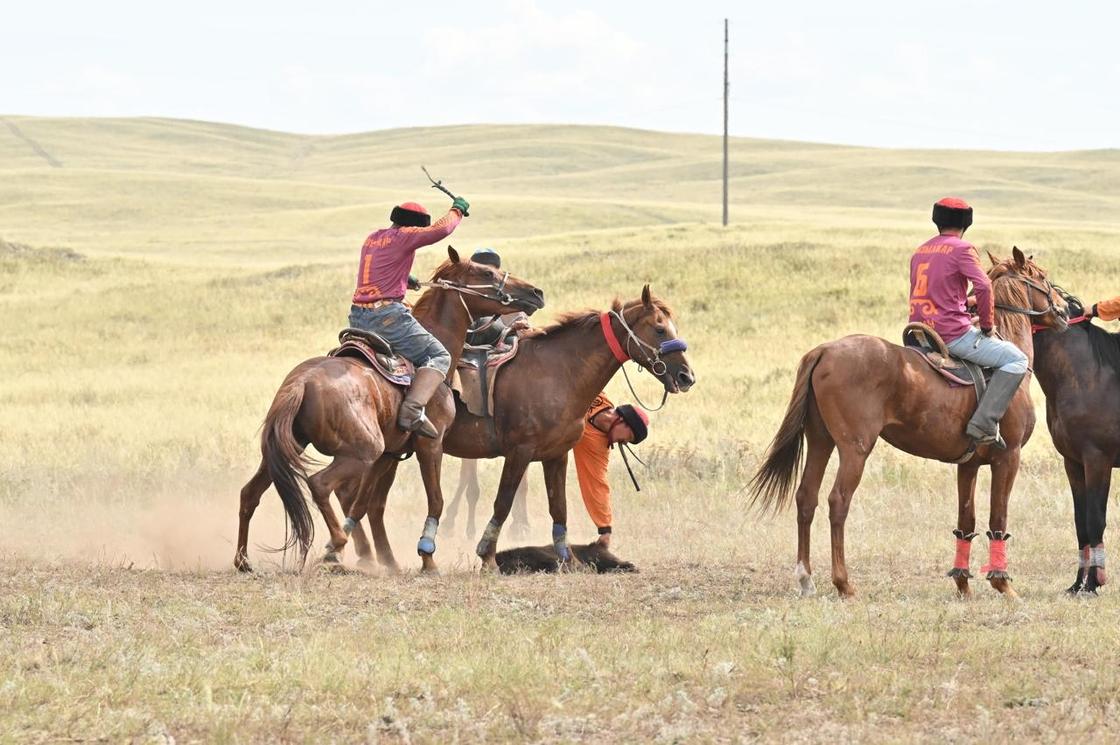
[{"xmin": 2, "ymin": 116, "xmax": 1120, "ymax": 742}]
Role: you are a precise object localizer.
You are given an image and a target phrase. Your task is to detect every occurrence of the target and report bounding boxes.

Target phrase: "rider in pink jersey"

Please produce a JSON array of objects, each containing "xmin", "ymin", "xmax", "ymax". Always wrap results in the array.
[{"xmin": 909, "ymin": 197, "xmax": 1027, "ymax": 447}]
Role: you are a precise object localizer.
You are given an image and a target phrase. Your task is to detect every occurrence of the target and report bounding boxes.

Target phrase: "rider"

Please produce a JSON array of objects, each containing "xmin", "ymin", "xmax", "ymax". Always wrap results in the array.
[
  {"xmin": 573, "ymin": 393, "xmax": 650, "ymax": 548},
  {"xmin": 909, "ymin": 197, "xmax": 1028, "ymax": 447},
  {"xmin": 1084, "ymin": 297, "xmax": 1120, "ymax": 321},
  {"xmin": 463, "ymin": 248, "xmax": 531, "ymax": 346},
  {"xmin": 349, "ymin": 197, "xmax": 469, "ymax": 438}
]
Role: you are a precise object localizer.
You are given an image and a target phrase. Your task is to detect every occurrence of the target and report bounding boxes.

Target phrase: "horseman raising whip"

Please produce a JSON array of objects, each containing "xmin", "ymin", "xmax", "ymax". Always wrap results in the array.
[{"xmin": 347, "ymin": 173, "xmax": 471, "ymax": 438}]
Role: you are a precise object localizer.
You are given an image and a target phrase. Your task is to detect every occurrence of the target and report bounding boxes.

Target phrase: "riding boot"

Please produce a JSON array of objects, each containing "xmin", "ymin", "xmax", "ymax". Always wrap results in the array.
[
  {"xmin": 965, "ymin": 370, "xmax": 1025, "ymax": 448},
  {"xmin": 398, "ymin": 367, "xmax": 444, "ymax": 438}
]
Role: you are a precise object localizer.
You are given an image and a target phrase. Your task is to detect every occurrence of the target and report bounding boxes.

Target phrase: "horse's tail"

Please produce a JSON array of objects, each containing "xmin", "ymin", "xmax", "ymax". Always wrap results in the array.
[
  {"xmin": 261, "ymin": 375, "xmax": 315, "ymax": 559},
  {"xmin": 748, "ymin": 346, "xmax": 825, "ymax": 513}
]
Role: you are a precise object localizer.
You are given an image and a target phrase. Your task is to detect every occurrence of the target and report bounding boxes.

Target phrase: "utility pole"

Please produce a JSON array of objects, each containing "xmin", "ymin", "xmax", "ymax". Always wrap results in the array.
[{"xmin": 722, "ymin": 18, "xmax": 729, "ymax": 227}]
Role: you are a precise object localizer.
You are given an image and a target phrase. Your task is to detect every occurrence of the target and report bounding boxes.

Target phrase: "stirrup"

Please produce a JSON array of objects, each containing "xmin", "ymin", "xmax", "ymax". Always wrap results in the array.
[{"xmin": 399, "ymin": 414, "xmax": 438, "ymax": 439}]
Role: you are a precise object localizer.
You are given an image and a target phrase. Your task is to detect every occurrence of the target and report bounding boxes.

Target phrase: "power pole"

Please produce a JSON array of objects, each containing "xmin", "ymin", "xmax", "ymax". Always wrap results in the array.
[{"xmin": 722, "ymin": 18, "xmax": 729, "ymax": 227}]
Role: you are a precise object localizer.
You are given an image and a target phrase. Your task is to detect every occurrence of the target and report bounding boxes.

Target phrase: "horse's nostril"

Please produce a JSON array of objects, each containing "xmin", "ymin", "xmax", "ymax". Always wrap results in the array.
[{"xmin": 678, "ymin": 370, "xmax": 695, "ymax": 385}]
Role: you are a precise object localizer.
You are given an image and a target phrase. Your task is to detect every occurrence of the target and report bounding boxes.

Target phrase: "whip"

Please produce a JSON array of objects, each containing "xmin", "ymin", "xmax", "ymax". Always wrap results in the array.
[{"xmin": 421, "ymin": 166, "xmax": 469, "ymax": 216}]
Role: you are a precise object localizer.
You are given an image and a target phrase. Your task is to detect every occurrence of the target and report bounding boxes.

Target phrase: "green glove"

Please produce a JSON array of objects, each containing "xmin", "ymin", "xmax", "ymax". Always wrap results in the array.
[
  {"xmin": 407, "ymin": 274, "xmax": 421, "ymax": 291},
  {"xmin": 451, "ymin": 196, "xmax": 470, "ymax": 217}
]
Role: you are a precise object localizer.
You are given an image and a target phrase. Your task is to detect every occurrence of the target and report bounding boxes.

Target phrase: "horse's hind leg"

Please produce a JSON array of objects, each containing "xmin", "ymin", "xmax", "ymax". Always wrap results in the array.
[
  {"xmin": 794, "ymin": 402, "xmax": 834, "ymax": 597},
  {"xmin": 365, "ymin": 460, "xmax": 402, "ymax": 573},
  {"xmin": 336, "ymin": 477, "xmax": 376, "ymax": 572},
  {"xmin": 1063, "ymin": 456, "xmax": 1090, "ymax": 594},
  {"xmin": 234, "ymin": 459, "xmax": 272, "ymax": 573},
  {"xmin": 827, "ymin": 444, "xmax": 871, "ymax": 599},
  {"xmin": 309, "ymin": 455, "xmax": 375, "ymax": 564},
  {"xmin": 949, "ymin": 462, "xmax": 980, "ymax": 598}
]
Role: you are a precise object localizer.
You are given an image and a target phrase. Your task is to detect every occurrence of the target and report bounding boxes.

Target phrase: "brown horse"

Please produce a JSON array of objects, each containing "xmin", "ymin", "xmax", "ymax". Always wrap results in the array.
[
  {"xmin": 233, "ymin": 247, "xmax": 545, "ymax": 572},
  {"xmin": 1034, "ymin": 299, "xmax": 1120, "ymax": 594},
  {"xmin": 342, "ymin": 286, "xmax": 695, "ymax": 571},
  {"xmin": 750, "ymin": 248, "xmax": 1068, "ymax": 598}
]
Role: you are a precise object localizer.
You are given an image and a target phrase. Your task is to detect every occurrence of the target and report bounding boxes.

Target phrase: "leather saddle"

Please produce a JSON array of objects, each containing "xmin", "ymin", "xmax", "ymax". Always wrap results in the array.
[
  {"xmin": 328, "ymin": 328, "xmax": 413, "ymax": 386},
  {"xmin": 902, "ymin": 323, "xmax": 989, "ymax": 402},
  {"xmin": 453, "ymin": 334, "xmax": 520, "ymax": 417}
]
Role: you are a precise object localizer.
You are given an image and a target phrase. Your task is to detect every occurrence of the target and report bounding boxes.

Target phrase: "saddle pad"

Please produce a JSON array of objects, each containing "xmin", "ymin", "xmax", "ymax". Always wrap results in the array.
[
  {"xmin": 454, "ymin": 337, "xmax": 520, "ymax": 417},
  {"xmin": 329, "ymin": 339, "xmax": 413, "ymax": 386}
]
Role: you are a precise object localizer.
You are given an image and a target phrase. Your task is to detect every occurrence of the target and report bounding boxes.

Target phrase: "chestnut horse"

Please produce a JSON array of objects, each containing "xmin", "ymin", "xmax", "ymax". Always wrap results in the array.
[
  {"xmin": 341, "ymin": 286, "xmax": 696, "ymax": 571},
  {"xmin": 1034, "ymin": 300, "xmax": 1120, "ymax": 594},
  {"xmin": 750, "ymin": 249, "xmax": 1068, "ymax": 598},
  {"xmin": 233, "ymin": 248, "xmax": 545, "ymax": 572}
]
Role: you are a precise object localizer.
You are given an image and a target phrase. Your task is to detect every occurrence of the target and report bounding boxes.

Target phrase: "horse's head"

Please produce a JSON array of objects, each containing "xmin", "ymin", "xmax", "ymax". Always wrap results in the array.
[
  {"xmin": 429, "ymin": 246, "xmax": 546, "ymax": 316},
  {"xmin": 609, "ymin": 285, "xmax": 696, "ymax": 393},
  {"xmin": 987, "ymin": 246, "xmax": 1068, "ymax": 332}
]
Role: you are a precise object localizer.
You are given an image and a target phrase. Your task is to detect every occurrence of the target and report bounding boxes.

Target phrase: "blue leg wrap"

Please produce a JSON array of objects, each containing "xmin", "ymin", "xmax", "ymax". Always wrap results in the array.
[
  {"xmin": 343, "ymin": 517, "xmax": 358, "ymax": 535},
  {"xmin": 552, "ymin": 523, "xmax": 571, "ymax": 562},
  {"xmin": 417, "ymin": 516, "xmax": 438, "ymax": 555}
]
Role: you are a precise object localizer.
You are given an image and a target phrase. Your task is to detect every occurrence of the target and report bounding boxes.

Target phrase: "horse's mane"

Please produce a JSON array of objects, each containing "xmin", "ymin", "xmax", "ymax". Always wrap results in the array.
[
  {"xmin": 988, "ymin": 256, "xmax": 1042, "ymax": 339},
  {"xmin": 535, "ymin": 295, "xmax": 677, "ymax": 337},
  {"xmin": 411, "ymin": 260, "xmax": 466, "ymax": 316},
  {"xmin": 1079, "ymin": 320, "xmax": 1120, "ymax": 373}
]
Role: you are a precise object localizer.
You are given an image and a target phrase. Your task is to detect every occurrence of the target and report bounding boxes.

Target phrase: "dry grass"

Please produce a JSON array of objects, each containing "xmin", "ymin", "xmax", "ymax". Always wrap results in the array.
[{"xmin": 2, "ymin": 118, "xmax": 1120, "ymax": 742}]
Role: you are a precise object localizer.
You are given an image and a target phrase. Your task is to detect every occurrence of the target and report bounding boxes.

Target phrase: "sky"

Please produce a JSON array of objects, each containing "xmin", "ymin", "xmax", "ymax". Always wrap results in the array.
[{"xmin": 2, "ymin": 0, "xmax": 1119, "ymax": 151}]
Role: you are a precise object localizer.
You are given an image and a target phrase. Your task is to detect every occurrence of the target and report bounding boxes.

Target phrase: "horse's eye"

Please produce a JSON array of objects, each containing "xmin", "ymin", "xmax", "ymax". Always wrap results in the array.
[{"xmin": 656, "ymin": 326, "xmax": 666, "ymax": 336}]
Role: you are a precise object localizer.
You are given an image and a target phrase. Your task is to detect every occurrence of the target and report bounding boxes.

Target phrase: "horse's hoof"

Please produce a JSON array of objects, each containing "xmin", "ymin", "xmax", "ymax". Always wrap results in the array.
[
  {"xmin": 234, "ymin": 555, "xmax": 253, "ymax": 573},
  {"xmin": 795, "ymin": 563, "xmax": 815, "ymax": 597},
  {"xmin": 480, "ymin": 557, "xmax": 499, "ymax": 573},
  {"xmin": 322, "ymin": 550, "xmax": 343, "ymax": 565},
  {"xmin": 355, "ymin": 557, "xmax": 378, "ymax": 574}
]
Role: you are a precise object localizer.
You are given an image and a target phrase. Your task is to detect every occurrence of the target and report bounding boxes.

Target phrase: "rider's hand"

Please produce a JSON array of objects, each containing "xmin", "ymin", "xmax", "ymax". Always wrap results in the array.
[
  {"xmin": 596, "ymin": 532, "xmax": 612, "ymax": 549},
  {"xmin": 407, "ymin": 274, "xmax": 421, "ymax": 291},
  {"xmin": 980, "ymin": 326, "xmax": 994, "ymax": 337},
  {"xmin": 1088, "ymin": 303, "xmax": 1099, "ymax": 319},
  {"xmin": 510, "ymin": 318, "xmax": 531, "ymax": 332},
  {"xmin": 451, "ymin": 196, "xmax": 470, "ymax": 216}
]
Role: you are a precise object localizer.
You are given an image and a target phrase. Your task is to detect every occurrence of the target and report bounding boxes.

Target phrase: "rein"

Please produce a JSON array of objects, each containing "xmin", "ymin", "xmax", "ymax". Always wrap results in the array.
[
  {"xmin": 599, "ymin": 308, "xmax": 689, "ymax": 412},
  {"xmin": 994, "ymin": 275, "xmax": 1060, "ymax": 318},
  {"xmin": 420, "ymin": 272, "xmax": 515, "ymax": 306}
]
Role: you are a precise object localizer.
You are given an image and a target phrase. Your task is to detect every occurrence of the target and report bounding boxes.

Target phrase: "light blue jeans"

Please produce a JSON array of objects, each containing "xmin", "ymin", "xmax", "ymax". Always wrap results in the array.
[
  {"xmin": 945, "ymin": 327, "xmax": 1028, "ymax": 375},
  {"xmin": 348, "ymin": 303, "xmax": 451, "ymax": 375}
]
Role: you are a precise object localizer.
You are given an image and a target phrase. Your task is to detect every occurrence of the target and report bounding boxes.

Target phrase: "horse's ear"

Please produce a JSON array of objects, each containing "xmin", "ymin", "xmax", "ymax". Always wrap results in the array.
[
  {"xmin": 1012, "ymin": 246, "xmax": 1026, "ymax": 268},
  {"xmin": 641, "ymin": 284, "xmax": 652, "ymax": 308},
  {"xmin": 448, "ymin": 245, "xmax": 460, "ymax": 263},
  {"xmin": 986, "ymin": 250, "xmax": 1000, "ymax": 267}
]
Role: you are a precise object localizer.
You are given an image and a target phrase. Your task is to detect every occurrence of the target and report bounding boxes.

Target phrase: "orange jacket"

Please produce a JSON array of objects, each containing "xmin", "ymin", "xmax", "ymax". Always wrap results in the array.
[
  {"xmin": 572, "ymin": 393, "xmax": 615, "ymax": 530},
  {"xmin": 1094, "ymin": 296, "xmax": 1120, "ymax": 322}
]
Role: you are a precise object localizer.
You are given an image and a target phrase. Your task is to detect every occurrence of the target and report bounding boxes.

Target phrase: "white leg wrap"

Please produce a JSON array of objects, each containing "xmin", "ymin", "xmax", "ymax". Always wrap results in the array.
[
  {"xmin": 1090, "ymin": 545, "xmax": 1106, "ymax": 568},
  {"xmin": 343, "ymin": 517, "xmax": 358, "ymax": 535}
]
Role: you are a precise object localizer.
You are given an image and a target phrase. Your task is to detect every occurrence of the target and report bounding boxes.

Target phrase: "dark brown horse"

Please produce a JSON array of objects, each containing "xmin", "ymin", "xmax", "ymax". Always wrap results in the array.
[
  {"xmin": 342, "ymin": 286, "xmax": 695, "ymax": 571},
  {"xmin": 750, "ymin": 249, "xmax": 1068, "ymax": 598},
  {"xmin": 1034, "ymin": 307, "xmax": 1120, "ymax": 594},
  {"xmin": 233, "ymin": 248, "xmax": 544, "ymax": 572}
]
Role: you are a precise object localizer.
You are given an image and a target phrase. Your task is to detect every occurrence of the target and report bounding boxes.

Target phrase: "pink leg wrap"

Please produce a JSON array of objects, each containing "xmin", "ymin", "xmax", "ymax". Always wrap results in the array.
[
  {"xmin": 982, "ymin": 539, "xmax": 1009, "ymax": 574},
  {"xmin": 953, "ymin": 538, "xmax": 972, "ymax": 570}
]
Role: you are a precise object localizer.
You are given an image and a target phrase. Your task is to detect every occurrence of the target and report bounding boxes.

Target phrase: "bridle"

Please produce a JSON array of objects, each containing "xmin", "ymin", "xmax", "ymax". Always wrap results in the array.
[
  {"xmin": 420, "ymin": 270, "xmax": 514, "ymax": 306},
  {"xmin": 994, "ymin": 273, "xmax": 1064, "ymax": 319},
  {"xmin": 601, "ymin": 306, "xmax": 689, "ymax": 411}
]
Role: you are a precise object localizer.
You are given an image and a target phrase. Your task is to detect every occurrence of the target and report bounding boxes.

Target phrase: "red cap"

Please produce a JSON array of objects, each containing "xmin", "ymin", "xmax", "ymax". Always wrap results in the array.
[
  {"xmin": 398, "ymin": 201, "xmax": 428, "ymax": 215},
  {"xmin": 936, "ymin": 197, "xmax": 971, "ymax": 210}
]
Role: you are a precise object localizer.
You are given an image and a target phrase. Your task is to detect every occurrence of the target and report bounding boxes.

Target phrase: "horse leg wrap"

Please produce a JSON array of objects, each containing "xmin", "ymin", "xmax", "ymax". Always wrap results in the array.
[
  {"xmin": 981, "ymin": 530, "xmax": 1011, "ymax": 580},
  {"xmin": 1088, "ymin": 544, "xmax": 1107, "ymax": 588},
  {"xmin": 947, "ymin": 529, "xmax": 978, "ymax": 578},
  {"xmin": 417, "ymin": 516, "xmax": 438, "ymax": 556},
  {"xmin": 343, "ymin": 517, "xmax": 359, "ymax": 535},
  {"xmin": 476, "ymin": 519, "xmax": 502, "ymax": 557},
  {"xmin": 552, "ymin": 523, "xmax": 572, "ymax": 563}
]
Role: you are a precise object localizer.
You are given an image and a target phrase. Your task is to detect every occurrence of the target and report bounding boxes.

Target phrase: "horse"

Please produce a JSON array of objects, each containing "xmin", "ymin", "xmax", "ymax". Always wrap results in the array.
[
  {"xmin": 233, "ymin": 247, "xmax": 545, "ymax": 572},
  {"xmin": 341, "ymin": 285, "xmax": 696, "ymax": 571},
  {"xmin": 444, "ymin": 458, "xmax": 530, "ymax": 540},
  {"xmin": 1034, "ymin": 301, "xmax": 1120, "ymax": 594},
  {"xmin": 749, "ymin": 248, "xmax": 1069, "ymax": 599}
]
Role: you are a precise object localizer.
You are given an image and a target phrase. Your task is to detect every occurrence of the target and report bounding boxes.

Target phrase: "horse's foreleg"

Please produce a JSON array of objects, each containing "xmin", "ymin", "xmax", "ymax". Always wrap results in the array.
[
  {"xmin": 476, "ymin": 452, "xmax": 531, "ymax": 570},
  {"xmin": 1081, "ymin": 451, "xmax": 1113, "ymax": 593},
  {"xmin": 949, "ymin": 462, "xmax": 981, "ymax": 598},
  {"xmin": 335, "ymin": 472, "xmax": 376, "ymax": 572},
  {"xmin": 541, "ymin": 454, "xmax": 573, "ymax": 568},
  {"xmin": 309, "ymin": 455, "xmax": 377, "ymax": 565},
  {"xmin": 985, "ymin": 448, "xmax": 1020, "ymax": 598},
  {"xmin": 827, "ymin": 445, "xmax": 870, "ymax": 599},
  {"xmin": 414, "ymin": 441, "xmax": 447, "ymax": 573},
  {"xmin": 510, "ymin": 472, "xmax": 531, "ymax": 541},
  {"xmin": 234, "ymin": 460, "xmax": 272, "ymax": 573},
  {"xmin": 1063, "ymin": 456, "xmax": 1090, "ymax": 594},
  {"xmin": 794, "ymin": 409, "xmax": 834, "ymax": 598}
]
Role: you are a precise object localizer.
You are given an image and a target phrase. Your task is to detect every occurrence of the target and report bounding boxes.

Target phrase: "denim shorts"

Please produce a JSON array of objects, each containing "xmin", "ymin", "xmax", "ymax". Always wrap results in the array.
[{"xmin": 348, "ymin": 303, "xmax": 451, "ymax": 375}]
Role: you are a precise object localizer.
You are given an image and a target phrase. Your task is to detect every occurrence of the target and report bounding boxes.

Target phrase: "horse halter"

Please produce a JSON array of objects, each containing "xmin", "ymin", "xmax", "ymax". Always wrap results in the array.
[
  {"xmin": 994, "ymin": 274, "xmax": 1063, "ymax": 319},
  {"xmin": 602, "ymin": 306, "xmax": 689, "ymax": 411}
]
